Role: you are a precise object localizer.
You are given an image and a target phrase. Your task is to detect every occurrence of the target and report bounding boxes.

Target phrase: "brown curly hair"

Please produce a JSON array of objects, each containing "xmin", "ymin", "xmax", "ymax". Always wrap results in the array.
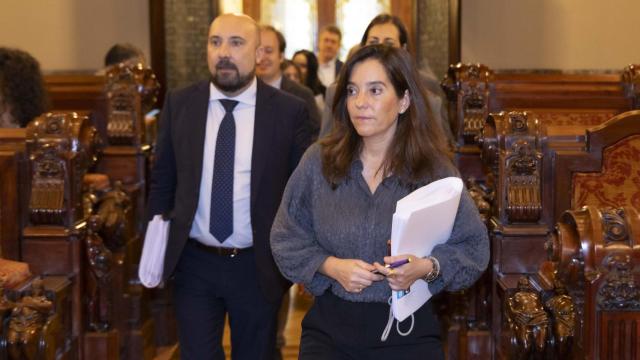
[
  {"xmin": 320, "ymin": 45, "xmax": 455, "ymax": 189},
  {"xmin": 0, "ymin": 47, "xmax": 48, "ymax": 127}
]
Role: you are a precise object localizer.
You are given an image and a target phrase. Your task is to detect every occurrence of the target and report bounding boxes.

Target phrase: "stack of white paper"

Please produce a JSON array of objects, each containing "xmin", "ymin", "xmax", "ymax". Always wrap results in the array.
[
  {"xmin": 390, "ymin": 177, "xmax": 463, "ymax": 321},
  {"xmin": 138, "ymin": 215, "xmax": 170, "ymax": 288}
]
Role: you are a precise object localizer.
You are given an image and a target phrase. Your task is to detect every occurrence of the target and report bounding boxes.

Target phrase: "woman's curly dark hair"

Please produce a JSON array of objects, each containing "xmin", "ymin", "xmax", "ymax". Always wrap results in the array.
[{"xmin": 0, "ymin": 47, "xmax": 48, "ymax": 127}]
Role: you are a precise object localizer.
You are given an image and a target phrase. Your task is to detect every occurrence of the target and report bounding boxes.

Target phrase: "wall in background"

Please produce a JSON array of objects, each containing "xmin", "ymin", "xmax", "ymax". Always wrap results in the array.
[
  {"xmin": 0, "ymin": 0, "xmax": 150, "ymax": 72},
  {"xmin": 462, "ymin": 0, "xmax": 640, "ymax": 70}
]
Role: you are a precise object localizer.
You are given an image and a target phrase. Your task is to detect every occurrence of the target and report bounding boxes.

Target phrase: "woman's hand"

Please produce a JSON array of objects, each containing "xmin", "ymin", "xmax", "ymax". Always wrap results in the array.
[
  {"xmin": 320, "ymin": 256, "xmax": 384, "ymax": 293},
  {"xmin": 373, "ymin": 254, "xmax": 433, "ymax": 291}
]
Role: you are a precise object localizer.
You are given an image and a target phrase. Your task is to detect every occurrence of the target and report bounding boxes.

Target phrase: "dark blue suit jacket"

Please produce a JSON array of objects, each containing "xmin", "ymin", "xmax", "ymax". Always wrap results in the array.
[{"xmin": 147, "ymin": 79, "xmax": 311, "ymax": 303}]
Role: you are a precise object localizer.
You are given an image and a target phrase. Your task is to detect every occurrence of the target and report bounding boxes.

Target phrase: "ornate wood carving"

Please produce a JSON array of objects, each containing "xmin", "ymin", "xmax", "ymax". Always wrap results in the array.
[
  {"xmin": 622, "ymin": 64, "xmax": 640, "ymax": 109},
  {"xmin": 482, "ymin": 111, "xmax": 542, "ymax": 224},
  {"xmin": 598, "ymin": 254, "xmax": 639, "ymax": 311},
  {"xmin": 505, "ymin": 277, "xmax": 549, "ymax": 358},
  {"xmin": 467, "ymin": 178, "xmax": 492, "ymax": 223},
  {"xmin": 600, "ymin": 208, "xmax": 630, "ymax": 246},
  {"xmin": 540, "ymin": 206, "xmax": 640, "ymax": 359},
  {"xmin": 105, "ymin": 64, "xmax": 160, "ymax": 146},
  {"xmin": 6, "ymin": 278, "xmax": 58, "ymax": 360},
  {"xmin": 545, "ymin": 283, "xmax": 575, "ymax": 359},
  {"xmin": 25, "ymin": 112, "xmax": 99, "ymax": 227},
  {"xmin": 85, "ymin": 216, "xmax": 113, "ymax": 332},
  {"xmin": 441, "ymin": 63, "xmax": 492, "ymax": 145}
]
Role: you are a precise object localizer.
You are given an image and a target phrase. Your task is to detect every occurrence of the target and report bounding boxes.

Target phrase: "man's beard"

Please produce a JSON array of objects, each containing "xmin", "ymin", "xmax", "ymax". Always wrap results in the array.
[{"xmin": 211, "ymin": 59, "xmax": 254, "ymax": 93}]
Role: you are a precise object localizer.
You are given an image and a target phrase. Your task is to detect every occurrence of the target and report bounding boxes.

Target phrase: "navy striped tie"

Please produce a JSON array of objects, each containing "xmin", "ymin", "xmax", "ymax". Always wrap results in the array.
[{"xmin": 210, "ymin": 99, "xmax": 238, "ymax": 242}]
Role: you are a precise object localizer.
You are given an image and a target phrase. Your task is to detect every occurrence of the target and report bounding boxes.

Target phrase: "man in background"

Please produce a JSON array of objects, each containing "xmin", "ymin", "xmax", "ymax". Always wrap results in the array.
[
  {"xmin": 316, "ymin": 25, "xmax": 343, "ymax": 87},
  {"xmin": 257, "ymin": 25, "xmax": 321, "ymax": 140},
  {"xmin": 104, "ymin": 43, "xmax": 146, "ymax": 68}
]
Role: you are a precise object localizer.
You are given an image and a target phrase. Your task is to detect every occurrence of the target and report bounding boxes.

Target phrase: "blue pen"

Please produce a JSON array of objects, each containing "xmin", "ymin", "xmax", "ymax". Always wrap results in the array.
[
  {"xmin": 371, "ymin": 258, "xmax": 411, "ymax": 275},
  {"xmin": 385, "ymin": 258, "xmax": 411, "ymax": 269}
]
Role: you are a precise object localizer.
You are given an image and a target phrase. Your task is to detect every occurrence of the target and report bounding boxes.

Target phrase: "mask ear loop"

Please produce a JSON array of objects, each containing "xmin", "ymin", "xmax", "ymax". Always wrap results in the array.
[{"xmin": 380, "ymin": 295, "xmax": 415, "ymax": 341}]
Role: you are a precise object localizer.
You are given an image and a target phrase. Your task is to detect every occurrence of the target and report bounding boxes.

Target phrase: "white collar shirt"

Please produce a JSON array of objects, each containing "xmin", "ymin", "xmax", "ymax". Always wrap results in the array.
[
  {"xmin": 318, "ymin": 57, "xmax": 337, "ymax": 87},
  {"xmin": 266, "ymin": 75, "xmax": 283, "ymax": 89},
  {"xmin": 189, "ymin": 77, "xmax": 257, "ymax": 248}
]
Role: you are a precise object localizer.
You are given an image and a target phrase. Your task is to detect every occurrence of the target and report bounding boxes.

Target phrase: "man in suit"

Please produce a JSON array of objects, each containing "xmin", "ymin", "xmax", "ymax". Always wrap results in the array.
[
  {"xmin": 147, "ymin": 13, "xmax": 311, "ymax": 360},
  {"xmin": 256, "ymin": 25, "xmax": 321, "ymax": 140},
  {"xmin": 319, "ymin": 14, "xmax": 454, "ymax": 147},
  {"xmin": 316, "ymin": 24, "xmax": 343, "ymax": 88}
]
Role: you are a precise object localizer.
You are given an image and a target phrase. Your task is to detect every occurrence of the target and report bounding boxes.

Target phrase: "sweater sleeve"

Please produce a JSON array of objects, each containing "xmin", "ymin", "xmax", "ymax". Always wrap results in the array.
[
  {"xmin": 428, "ymin": 189, "xmax": 490, "ymax": 295},
  {"xmin": 270, "ymin": 147, "xmax": 333, "ymax": 295}
]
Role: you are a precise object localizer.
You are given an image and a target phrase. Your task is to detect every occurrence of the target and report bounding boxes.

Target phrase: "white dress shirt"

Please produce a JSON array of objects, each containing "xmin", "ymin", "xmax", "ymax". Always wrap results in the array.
[
  {"xmin": 265, "ymin": 75, "xmax": 283, "ymax": 89},
  {"xmin": 189, "ymin": 78, "xmax": 257, "ymax": 248},
  {"xmin": 318, "ymin": 57, "xmax": 337, "ymax": 87}
]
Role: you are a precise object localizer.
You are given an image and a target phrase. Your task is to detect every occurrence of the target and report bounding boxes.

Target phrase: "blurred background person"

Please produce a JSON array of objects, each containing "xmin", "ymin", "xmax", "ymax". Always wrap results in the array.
[
  {"xmin": 281, "ymin": 59, "xmax": 302, "ymax": 84},
  {"xmin": 293, "ymin": 50, "xmax": 325, "ymax": 110},
  {"xmin": 104, "ymin": 43, "xmax": 146, "ymax": 68},
  {"xmin": 315, "ymin": 24, "xmax": 343, "ymax": 88},
  {"xmin": 256, "ymin": 25, "xmax": 321, "ymax": 141},
  {"xmin": 0, "ymin": 47, "xmax": 48, "ymax": 128}
]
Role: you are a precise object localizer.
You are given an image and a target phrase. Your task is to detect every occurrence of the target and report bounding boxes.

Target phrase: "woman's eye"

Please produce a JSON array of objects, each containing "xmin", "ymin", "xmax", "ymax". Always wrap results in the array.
[
  {"xmin": 370, "ymin": 87, "xmax": 382, "ymax": 95},
  {"xmin": 346, "ymin": 87, "xmax": 357, "ymax": 96}
]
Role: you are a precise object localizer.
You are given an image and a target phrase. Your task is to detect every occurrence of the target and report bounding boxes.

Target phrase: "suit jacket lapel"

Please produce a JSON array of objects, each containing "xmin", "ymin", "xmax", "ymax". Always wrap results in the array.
[
  {"xmin": 251, "ymin": 80, "xmax": 276, "ymax": 212},
  {"xmin": 188, "ymin": 81, "xmax": 210, "ymax": 193}
]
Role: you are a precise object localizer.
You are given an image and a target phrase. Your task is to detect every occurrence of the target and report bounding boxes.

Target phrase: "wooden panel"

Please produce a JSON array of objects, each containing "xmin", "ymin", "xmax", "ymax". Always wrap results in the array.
[
  {"xmin": 448, "ymin": 0, "xmax": 461, "ymax": 64},
  {"xmin": 149, "ymin": 0, "xmax": 167, "ymax": 107},
  {"xmin": 490, "ymin": 72, "xmax": 630, "ymax": 113},
  {"xmin": 391, "ymin": 0, "xmax": 415, "ymax": 55},
  {"xmin": 0, "ymin": 153, "xmax": 19, "ymax": 260},
  {"xmin": 243, "ymin": 0, "xmax": 260, "ymax": 20},
  {"xmin": 317, "ymin": 0, "xmax": 336, "ymax": 35},
  {"xmin": 600, "ymin": 312, "xmax": 640, "ymax": 360}
]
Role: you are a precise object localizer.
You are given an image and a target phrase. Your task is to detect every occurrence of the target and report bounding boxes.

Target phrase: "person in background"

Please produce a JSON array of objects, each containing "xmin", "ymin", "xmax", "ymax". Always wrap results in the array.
[
  {"xmin": 104, "ymin": 43, "xmax": 146, "ymax": 68},
  {"xmin": 315, "ymin": 24, "xmax": 343, "ymax": 88},
  {"xmin": 0, "ymin": 47, "xmax": 48, "ymax": 128},
  {"xmin": 271, "ymin": 44, "xmax": 489, "ymax": 359},
  {"xmin": 147, "ymin": 13, "xmax": 311, "ymax": 359},
  {"xmin": 257, "ymin": 25, "xmax": 321, "ymax": 140},
  {"xmin": 293, "ymin": 50, "xmax": 326, "ymax": 111},
  {"xmin": 319, "ymin": 14, "xmax": 453, "ymax": 145},
  {"xmin": 281, "ymin": 60, "xmax": 302, "ymax": 84}
]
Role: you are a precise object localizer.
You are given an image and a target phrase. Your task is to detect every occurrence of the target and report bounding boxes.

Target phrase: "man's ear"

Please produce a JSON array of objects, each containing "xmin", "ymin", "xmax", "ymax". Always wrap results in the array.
[{"xmin": 399, "ymin": 90, "xmax": 411, "ymax": 114}]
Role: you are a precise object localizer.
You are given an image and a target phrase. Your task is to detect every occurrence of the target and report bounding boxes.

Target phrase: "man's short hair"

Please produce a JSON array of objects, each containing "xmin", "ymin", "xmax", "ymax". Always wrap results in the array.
[
  {"xmin": 320, "ymin": 24, "xmax": 342, "ymax": 41},
  {"xmin": 260, "ymin": 25, "xmax": 286, "ymax": 54},
  {"xmin": 104, "ymin": 43, "xmax": 144, "ymax": 67}
]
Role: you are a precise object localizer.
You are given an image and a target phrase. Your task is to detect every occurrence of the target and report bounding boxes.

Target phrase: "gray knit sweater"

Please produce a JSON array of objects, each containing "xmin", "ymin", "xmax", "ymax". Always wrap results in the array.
[{"xmin": 270, "ymin": 144, "xmax": 489, "ymax": 303}]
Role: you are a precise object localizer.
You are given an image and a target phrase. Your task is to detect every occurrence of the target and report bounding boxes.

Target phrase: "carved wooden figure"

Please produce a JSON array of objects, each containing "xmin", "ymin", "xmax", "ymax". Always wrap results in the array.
[
  {"xmin": 85, "ymin": 216, "xmax": 113, "ymax": 332},
  {"xmin": 25, "ymin": 112, "xmax": 99, "ymax": 227},
  {"xmin": 6, "ymin": 279, "xmax": 54, "ymax": 360},
  {"xmin": 506, "ymin": 277, "xmax": 549, "ymax": 359},
  {"xmin": 95, "ymin": 181, "xmax": 131, "ymax": 250},
  {"xmin": 104, "ymin": 63, "xmax": 160, "ymax": 147}
]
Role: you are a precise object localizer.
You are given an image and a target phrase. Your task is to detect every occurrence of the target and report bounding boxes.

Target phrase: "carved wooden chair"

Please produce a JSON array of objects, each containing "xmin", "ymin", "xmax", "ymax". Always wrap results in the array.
[{"xmin": 515, "ymin": 110, "xmax": 640, "ymax": 359}]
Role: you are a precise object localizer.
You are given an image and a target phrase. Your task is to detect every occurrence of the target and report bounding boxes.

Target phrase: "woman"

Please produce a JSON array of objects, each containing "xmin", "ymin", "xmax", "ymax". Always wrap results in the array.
[
  {"xmin": 281, "ymin": 59, "xmax": 302, "ymax": 84},
  {"xmin": 271, "ymin": 45, "xmax": 489, "ymax": 358},
  {"xmin": 293, "ymin": 49, "xmax": 326, "ymax": 109},
  {"xmin": 0, "ymin": 47, "xmax": 48, "ymax": 128}
]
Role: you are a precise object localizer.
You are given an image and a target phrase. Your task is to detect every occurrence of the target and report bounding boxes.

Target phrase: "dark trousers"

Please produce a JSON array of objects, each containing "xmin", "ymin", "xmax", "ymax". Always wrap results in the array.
[
  {"xmin": 173, "ymin": 240, "xmax": 281, "ymax": 360},
  {"xmin": 299, "ymin": 292, "xmax": 444, "ymax": 360}
]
